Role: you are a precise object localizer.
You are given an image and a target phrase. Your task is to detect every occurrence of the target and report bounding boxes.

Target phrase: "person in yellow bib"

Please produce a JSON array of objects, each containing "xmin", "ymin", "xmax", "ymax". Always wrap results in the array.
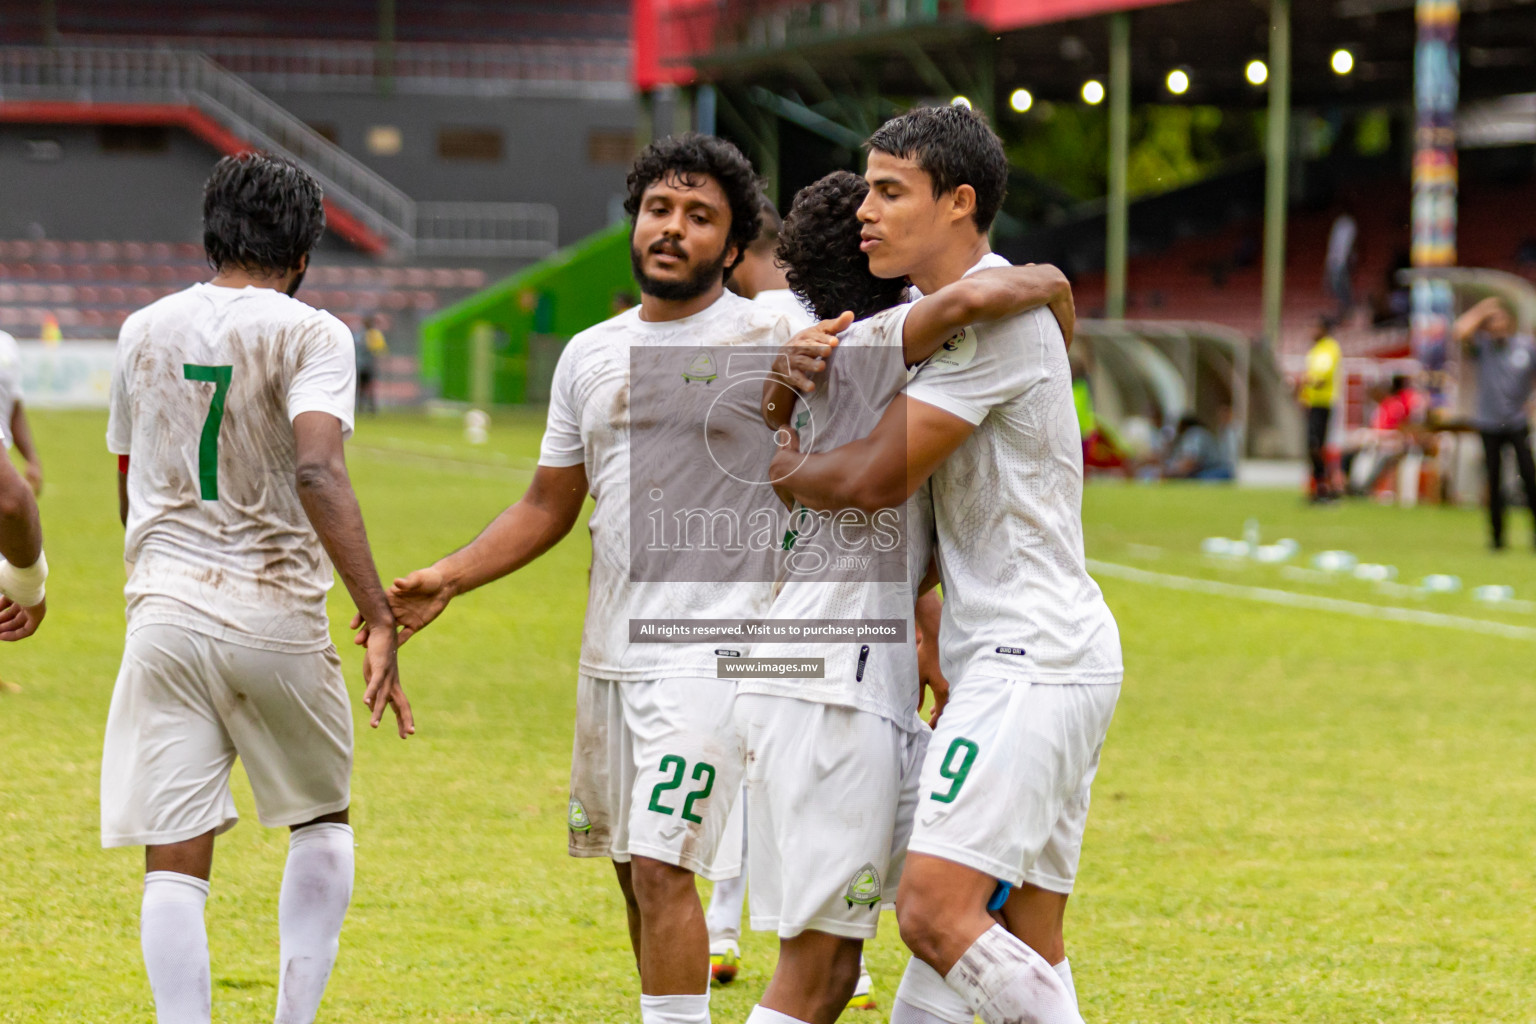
[{"xmin": 1300, "ymin": 315, "xmax": 1342, "ymax": 501}]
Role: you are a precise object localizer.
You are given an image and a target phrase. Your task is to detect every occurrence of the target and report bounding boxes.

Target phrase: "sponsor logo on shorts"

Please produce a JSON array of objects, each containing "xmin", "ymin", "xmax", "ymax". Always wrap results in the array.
[
  {"xmin": 845, "ymin": 863, "xmax": 882, "ymax": 908},
  {"xmin": 567, "ymin": 798, "xmax": 592, "ymax": 832},
  {"xmin": 996, "ymin": 646, "xmax": 1026, "ymax": 656}
]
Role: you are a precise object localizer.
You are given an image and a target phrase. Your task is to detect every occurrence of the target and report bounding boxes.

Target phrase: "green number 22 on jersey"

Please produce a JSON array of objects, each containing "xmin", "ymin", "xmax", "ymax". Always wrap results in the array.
[{"xmin": 183, "ymin": 363, "xmax": 233, "ymax": 500}]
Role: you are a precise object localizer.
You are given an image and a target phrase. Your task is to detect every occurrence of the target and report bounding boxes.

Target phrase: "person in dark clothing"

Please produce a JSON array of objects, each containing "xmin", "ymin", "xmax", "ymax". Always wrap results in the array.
[{"xmin": 1455, "ymin": 297, "xmax": 1536, "ymax": 549}]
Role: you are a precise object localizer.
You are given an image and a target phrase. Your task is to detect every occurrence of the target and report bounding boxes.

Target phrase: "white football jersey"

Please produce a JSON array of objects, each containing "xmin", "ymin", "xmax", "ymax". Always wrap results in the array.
[
  {"xmin": 0, "ymin": 330, "xmax": 22, "ymax": 449},
  {"xmin": 107, "ymin": 283, "xmax": 356, "ymax": 652},
  {"xmin": 752, "ymin": 288, "xmax": 816, "ymax": 332},
  {"xmin": 743, "ymin": 304, "xmax": 934, "ymax": 729},
  {"xmin": 539, "ymin": 289, "xmax": 794, "ymax": 681},
  {"xmin": 905, "ymin": 256, "xmax": 1122, "ymax": 684}
]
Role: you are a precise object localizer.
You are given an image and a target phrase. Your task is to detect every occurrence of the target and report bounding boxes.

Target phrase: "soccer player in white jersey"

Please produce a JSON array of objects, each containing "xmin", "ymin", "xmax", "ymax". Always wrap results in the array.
[
  {"xmin": 734, "ymin": 170, "xmax": 1075, "ymax": 1024},
  {"xmin": 101, "ymin": 153, "xmax": 413, "ymax": 1024},
  {"xmin": 0, "ymin": 329, "xmax": 44, "ymax": 495},
  {"xmin": 769, "ymin": 105, "xmax": 1122, "ymax": 1024},
  {"xmin": 377, "ymin": 134, "xmax": 793, "ymax": 1024},
  {"xmin": 702, "ymin": 193, "xmax": 815, "ymax": 989}
]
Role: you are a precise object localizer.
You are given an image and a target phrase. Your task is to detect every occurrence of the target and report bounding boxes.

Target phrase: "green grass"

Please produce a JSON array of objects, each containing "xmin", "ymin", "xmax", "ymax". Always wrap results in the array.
[{"xmin": 3, "ymin": 409, "xmax": 1535, "ymax": 1022}]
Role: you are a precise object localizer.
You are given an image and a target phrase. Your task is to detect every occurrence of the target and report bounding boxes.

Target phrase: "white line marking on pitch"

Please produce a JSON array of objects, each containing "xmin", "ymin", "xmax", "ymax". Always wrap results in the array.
[{"xmin": 1087, "ymin": 559, "xmax": 1536, "ymax": 642}]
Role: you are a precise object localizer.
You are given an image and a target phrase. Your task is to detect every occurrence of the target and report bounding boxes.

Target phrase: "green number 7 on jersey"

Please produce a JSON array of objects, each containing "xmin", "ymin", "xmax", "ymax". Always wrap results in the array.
[{"xmin": 183, "ymin": 363, "xmax": 233, "ymax": 500}]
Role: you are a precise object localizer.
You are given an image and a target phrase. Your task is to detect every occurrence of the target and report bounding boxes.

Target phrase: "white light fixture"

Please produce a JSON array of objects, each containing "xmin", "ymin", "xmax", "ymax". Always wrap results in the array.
[
  {"xmin": 1166, "ymin": 69, "xmax": 1190, "ymax": 95},
  {"xmin": 1246, "ymin": 59, "xmax": 1268, "ymax": 86},
  {"xmin": 1082, "ymin": 79, "xmax": 1105, "ymax": 105},
  {"xmin": 1332, "ymin": 48, "xmax": 1355, "ymax": 75},
  {"xmin": 1009, "ymin": 88, "xmax": 1034, "ymax": 113},
  {"xmin": 951, "ymin": 95, "xmax": 972, "ymax": 109}
]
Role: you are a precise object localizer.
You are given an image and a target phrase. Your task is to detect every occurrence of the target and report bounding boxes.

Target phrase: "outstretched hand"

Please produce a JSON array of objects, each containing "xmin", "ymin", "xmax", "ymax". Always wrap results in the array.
[{"xmin": 773, "ymin": 311, "xmax": 853, "ymax": 393}]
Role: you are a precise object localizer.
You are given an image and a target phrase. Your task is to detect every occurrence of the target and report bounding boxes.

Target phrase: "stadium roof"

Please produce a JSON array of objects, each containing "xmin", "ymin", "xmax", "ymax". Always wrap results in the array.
[{"xmin": 636, "ymin": 0, "xmax": 1536, "ymax": 110}]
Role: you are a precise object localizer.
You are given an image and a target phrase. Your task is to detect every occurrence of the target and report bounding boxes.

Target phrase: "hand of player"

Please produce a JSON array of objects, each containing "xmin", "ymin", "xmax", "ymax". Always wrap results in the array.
[
  {"xmin": 916, "ymin": 620, "xmax": 949, "ymax": 727},
  {"xmin": 773, "ymin": 312, "xmax": 853, "ymax": 393},
  {"xmin": 769, "ymin": 427, "xmax": 801, "ymax": 509},
  {"xmin": 361, "ymin": 624, "xmax": 414, "ymax": 738},
  {"xmin": 0, "ymin": 595, "xmax": 44, "ymax": 641},
  {"xmin": 24, "ymin": 461, "xmax": 41, "ymax": 496},
  {"xmin": 385, "ymin": 566, "xmax": 454, "ymax": 645}
]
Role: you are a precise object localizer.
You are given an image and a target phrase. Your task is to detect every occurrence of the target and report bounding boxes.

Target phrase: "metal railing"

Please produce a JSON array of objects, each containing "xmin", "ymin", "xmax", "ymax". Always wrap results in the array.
[
  {"xmin": 57, "ymin": 34, "xmax": 630, "ymax": 97},
  {"xmin": 0, "ymin": 46, "xmax": 559, "ymax": 259}
]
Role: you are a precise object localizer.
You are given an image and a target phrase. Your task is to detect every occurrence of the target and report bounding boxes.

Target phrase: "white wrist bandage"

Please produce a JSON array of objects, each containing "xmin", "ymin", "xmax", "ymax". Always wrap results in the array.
[{"xmin": 0, "ymin": 550, "xmax": 46, "ymax": 607}]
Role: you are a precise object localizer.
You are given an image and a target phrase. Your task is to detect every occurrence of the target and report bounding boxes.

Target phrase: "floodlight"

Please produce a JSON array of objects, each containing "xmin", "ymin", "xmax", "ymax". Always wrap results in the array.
[
  {"xmin": 1246, "ymin": 60, "xmax": 1268, "ymax": 86},
  {"xmin": 1332, "ymin": 49, "xmax": 1354, "ymax": 75},
  {"xmin": 951, "ymin": 95, "xmax": 972, "ymax": 109},
  {"xmin": 1009, "ymin": 88, "xmax": 1034, "ymax": 113},
  {"xmin": 1166, "ymin": 69, "xmax": 1190, "ymax": 95},
  {"xmin": 1082, "ymin": 80, "xmax": 1105, "ymax": 105}
]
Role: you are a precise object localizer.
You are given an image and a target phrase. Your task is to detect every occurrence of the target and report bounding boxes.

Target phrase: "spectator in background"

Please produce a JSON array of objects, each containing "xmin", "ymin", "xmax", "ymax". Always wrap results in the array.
[
  {"xmin": 355, "ymin": 316, "xmax": 386, "ymax": 415},
  {"xmin": 1300, "ymin": 316, "xmax": 1342, "ymax": 502},
  {"xmin": 1163, "ymin": 413, "xmax": 1234, "ymax": 481},
  {"xmin": 0, "ymin": 330, "xmax": 41, "ymax": 494},
  {"xmin": 1342, "ymin": 375, "xmax": 1423, "ymax": 497},
  {"xmin": 1324, "ymin": 206, "xmax": 1357, "ymax": 318},
  {"xmin": 1454, "ymin": 297, "xmax": 1536, "ymax": 550}
]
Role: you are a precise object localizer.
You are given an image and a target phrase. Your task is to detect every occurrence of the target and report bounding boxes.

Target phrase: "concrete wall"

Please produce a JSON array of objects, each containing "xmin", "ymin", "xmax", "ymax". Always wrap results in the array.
[
  {"xmin": 259, "ymin": 88, "xmax": 639, "ymax": 245},
  {"xmin": 0, "ymin": 126, "xmax": 214, "ymax": 243},
  {"xmin": 0, "ymin": 89, "xmax": 639, "ymax": 248}
]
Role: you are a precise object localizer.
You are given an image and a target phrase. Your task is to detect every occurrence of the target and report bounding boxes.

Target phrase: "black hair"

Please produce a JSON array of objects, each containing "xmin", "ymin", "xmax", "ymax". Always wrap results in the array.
[
  {"xmin": 777, "ymin": 171, "xmax": 909, "ymax": 322},
  {"xmin": 866, "ymin": 104, "xmax": 1008, "ymax": 234},
  {"xmin": 202, "ymin": 152, "xmax": 325, "ymax": 275},
  {"xmin": 623, "ymin": 132, "xmax": 763, "ymax": 280},
  {"xmin": 750, "ymin": 194, "xmax": 783, "ymax": 254},
  {"xmin": 1390, "ymin": 374, "xmax": 1409, "ymax": 393}
]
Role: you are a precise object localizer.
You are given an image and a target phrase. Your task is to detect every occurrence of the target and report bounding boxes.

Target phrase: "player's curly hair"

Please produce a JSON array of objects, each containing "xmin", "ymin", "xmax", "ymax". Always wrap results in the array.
[
  {"xmin": 623, "ymin": 133, "xmax": 763, "ymax": 280},
  {"xmin": 777, "ymin": 171, "xmax": 908, "ymax": 322},
  {"xmin": 202, "ymin": 152, "xmax": 326, "ymax": 275}
]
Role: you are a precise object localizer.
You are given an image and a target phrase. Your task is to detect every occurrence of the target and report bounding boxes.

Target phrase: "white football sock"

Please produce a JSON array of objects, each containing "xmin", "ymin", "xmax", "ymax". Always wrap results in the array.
[
  {"xmin": 745, "ymin": 1006, "xmax": 810, "ymax": 1024},
  {"xmin": 275, "ymin": 823, "xmax": 355, "ymax": 1024},
  {"xmin": 892, "ymin": 955, "xmax": 974, "ymax": 1024},
  {"xmin": 1053, "ymin": 958, "xmax": 1077, "ymax": 1009},
  {"xmin": 705, "ymin": 871, "xmax": 747, "ymax": 948},
  {"xmin": 639, "ymin": 992, "xmax": 711, "ymax": 1024},
  {"xmin": 141, "ymin": 871, "xmax": 212, "ymax": 1024},
  {"xmin": 944, "ymin": 925, "xmax": 1083, "ymax": 1024}
]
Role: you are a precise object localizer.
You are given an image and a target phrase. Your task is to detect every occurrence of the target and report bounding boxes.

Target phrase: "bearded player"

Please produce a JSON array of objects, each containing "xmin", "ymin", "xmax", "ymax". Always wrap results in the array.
[{"xmin": 376, "ymin": 134, "xmax": 793, "ymax": 1024}]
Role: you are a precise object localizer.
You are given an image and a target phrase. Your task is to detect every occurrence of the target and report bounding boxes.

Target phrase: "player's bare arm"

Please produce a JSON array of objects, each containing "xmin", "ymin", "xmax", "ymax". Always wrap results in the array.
[
  {"xmin": 903, "ymin": 265, "xmax": 1075, "ymax": 362},
  {"xmin": 10, "ymin": 400, "xmax": 42, "ymax": 495},
  {"xmin": 0, "ymin": 454, "xmax": 44, "ymax": 640},
  {"xmin": 770, "ymin": 395, "xmax": 975, "ymax": 513},
  {"xmin": 382, "ymin": 462, "xmax": 589, "ymax": 643},
  {"xmin": 292, "ymin": 410, "xmax": 413, "ymax": 738}
]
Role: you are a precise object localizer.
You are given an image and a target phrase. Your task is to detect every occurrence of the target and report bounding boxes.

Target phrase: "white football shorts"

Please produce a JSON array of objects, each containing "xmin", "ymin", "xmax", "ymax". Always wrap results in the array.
[
  {"xmin": 101, "ymin": 624, "xmax": 352, "ymax": 848},
  {"xmin": 568, "ymin": 674, "xmax": 745, "ymax": 881},
  {"xmin": 909, "ymin": 675, "xmax": 1120, "ymax": 892},
  {"xmin": 736, "ymin": 692, "xmax": 928, "ymax": 939}
]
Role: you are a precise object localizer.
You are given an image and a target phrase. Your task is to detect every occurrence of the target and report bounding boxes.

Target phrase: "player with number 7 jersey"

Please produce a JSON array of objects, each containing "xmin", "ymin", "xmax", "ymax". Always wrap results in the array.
[{"xmin": 101, "ymin": 153, "xmax": 411, "ymax": 1024}]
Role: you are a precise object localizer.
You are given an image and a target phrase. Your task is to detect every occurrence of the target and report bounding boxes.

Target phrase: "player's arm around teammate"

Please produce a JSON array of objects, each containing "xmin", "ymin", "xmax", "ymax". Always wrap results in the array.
[{"xmin": 0, "ymin": 453, "xmax": 45, "ymax": 639}]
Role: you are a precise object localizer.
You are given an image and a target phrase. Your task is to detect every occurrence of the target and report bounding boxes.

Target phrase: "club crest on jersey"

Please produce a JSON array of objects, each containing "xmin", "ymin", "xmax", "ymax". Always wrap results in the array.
[
  {"xmin": 681, "ymin": 351, "xmax": 718, "ymax": 384},
  {"xmin": 929, "ymin": 326, "xmax": 977, "ymax": 370},
  {"xmin": 567, "ymin": 798, "xmax": 592, "ymax": 832},
  {"xmin": 845, "ymin": 863, "xmax": 882, "ymax": 907}
]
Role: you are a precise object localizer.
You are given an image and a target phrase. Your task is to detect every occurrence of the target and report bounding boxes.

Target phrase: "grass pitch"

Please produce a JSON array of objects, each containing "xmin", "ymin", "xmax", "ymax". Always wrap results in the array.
[{"xmin": 2, "ymin": 409, "xmax": 1534, "ymax": 1022}]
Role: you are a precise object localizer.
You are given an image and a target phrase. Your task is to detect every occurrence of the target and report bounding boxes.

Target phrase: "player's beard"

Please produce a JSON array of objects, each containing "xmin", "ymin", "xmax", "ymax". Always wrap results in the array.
[
  {"xmin": 631, "ymin": 239, "xmax": 728, "ymax": 302},
  {"xmin": 285, "ymin": 266, "xmax": 307, "ymax": 297}
]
